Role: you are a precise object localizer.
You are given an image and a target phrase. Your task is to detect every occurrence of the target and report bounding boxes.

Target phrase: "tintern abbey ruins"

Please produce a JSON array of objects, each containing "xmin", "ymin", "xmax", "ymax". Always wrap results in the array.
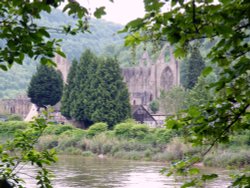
[
  {"xmin": 122, "ymin": 45, "xmax": 179, "ymax": 106},
  {"xmin": 55, "ymin": 44, "xmax": 180, "ymax": 106},
  {"xmin": 0, "ymin": 44, "xmax": 179, "ymax": 122}
]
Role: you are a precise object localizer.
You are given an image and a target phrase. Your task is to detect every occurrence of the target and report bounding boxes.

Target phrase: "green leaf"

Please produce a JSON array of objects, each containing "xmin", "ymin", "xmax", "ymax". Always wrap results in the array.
[
  {"xmin": 202, "ymin": 67, "xmax": 213, "ymax": 77},
  {"xmin": 188, "ymin": 107, "xmax": 201, "ymax": 118},
  {"xmin": 181, "ymin": 180, "xmax": 196, "ymax": 188},
  {"xmin": 55, "ymin": 48, "xmax": 66, "ymax": 58},
  {"xmin": 0, "ymin": 64, "xmax": 8, "ymax": 71},
  {"xmin": 201, "ymin": 174, "xmax": 218, "ymax": 181},
  {"xmin": 189, "ymin": 168, "xmax": 200, "ymax": 175},
  {"xmin": 94, "ymin": 7, "xmax": 106, "ymax": 19}
]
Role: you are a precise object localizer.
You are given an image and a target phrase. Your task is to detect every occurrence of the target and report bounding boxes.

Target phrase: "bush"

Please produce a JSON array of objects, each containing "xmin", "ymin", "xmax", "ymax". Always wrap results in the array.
[
  {"xmin": 80, "ymin": 133, "xmax": 118, "ymax": 154},
  {"xmin": 204, "ymin": 149, "xmax": 250, "ymax": 168},
  {"xmin": 113, "ymin": 150, "xmax": 145, "ymax": 160},
  {"xmin": 114, "ymin": 122, "xmax": 133, "ymax": 137},
  {"xmin": 38, "ymin": 135, "xmax": 58, "ymax": 150},
  {"xmin": 82, "ymin": 151, "xmax": 94, "ymax": 157},
  {"xmin": 149, "ymin": 100, "xmax": 159, "ymax": 114},
  {"xmin": 44, "ymin": 124, "xmax": 74, "ymax": 135},
  {"xmin": 0, "ymin": 121, "xmax": 28, "ymax": 137},
  {"xmin": 130, "ymin": 124, "xmax": 149, "ymax": 139},
  {"xmin": 61, "ymin": 129, "xmax": 87, "ymax": 139},
  {"xmin": 87, "ymin": 122, "xmax": 108, "ymax": 137},
  {"xmin": 7, "ymin": 114, "xmax": 23, "ymax": 121},
  {"xmin": 154, "ymin": 128, "xmax": 174, "ymax": 143}
]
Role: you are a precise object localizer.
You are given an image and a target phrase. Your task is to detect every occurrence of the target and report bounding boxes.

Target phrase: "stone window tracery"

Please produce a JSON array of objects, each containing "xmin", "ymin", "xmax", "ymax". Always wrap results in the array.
[{"xmin": 160, "ymin": 67, "xmax": 174, "ymax": 91}]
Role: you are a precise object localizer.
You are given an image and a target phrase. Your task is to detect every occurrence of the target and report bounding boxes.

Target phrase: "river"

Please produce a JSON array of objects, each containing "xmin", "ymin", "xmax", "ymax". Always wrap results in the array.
[{"xmin": 20, "ymin": 155, "xmax": 232, "ymax": 188}]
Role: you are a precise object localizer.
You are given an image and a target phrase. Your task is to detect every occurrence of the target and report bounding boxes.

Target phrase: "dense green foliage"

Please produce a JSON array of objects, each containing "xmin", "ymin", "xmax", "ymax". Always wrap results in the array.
[
  {"xmin": 28, "ymin": 65, "xmax": 63, "ymax": 109},
  {"xmin": 123, "ymin": 0, "xmax": 250, "ymax": 187},
  {"xmin": 1, "ymin": 120, "xmax": 249, "ymax": 169},
  {"xmin": 0, "ymin": 0, "xmax": 108, "ymax": 70},
  {"xmin": 61, "ymin": 50, "xmax": 131, "ymax": 127},
  {"xmin": 182, "ymin": 47, "xmax": 205, "ymax": 89},
  {"xmin": 87, "ymin": 122, "xmax": 108, "ymax": 137},
  {"xmin": 0, "ymin": 114, "xmax": 57, "ymax": 187}
]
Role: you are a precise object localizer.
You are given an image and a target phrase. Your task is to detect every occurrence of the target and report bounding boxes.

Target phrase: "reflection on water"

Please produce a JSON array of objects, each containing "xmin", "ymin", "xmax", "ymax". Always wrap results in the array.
[{"xmin": 20, "ymin": 155, "xmax": 231, "ymax": 188}]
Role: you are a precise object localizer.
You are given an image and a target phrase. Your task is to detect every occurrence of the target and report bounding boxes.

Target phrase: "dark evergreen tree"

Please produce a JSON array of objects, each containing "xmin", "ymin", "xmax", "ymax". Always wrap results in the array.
[
  {"xmin": 70, "ymin": 50, "xmax": 98, "ymax": 125},
  {"xmin": 184, "ymin": 47, "xmax": 205, "ymax": 89},
  {"xmin": 61, "ymin": 50, "xmax": 131, "ymax": 128},
  {"xmin": 27, "ymin": 64, "xmax": 63, "ymax": 110},
  {"xmin": 90, "ymin": 57, "xmax": 131, "ymax": 127},
  {"xmin": 60, "ymin": 59, "xmax": 78, "ymax": 118}
]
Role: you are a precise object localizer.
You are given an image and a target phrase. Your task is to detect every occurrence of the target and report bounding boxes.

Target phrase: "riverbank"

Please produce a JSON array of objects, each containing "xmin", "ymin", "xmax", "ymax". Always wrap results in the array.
[{"xmin": 0, "ymin": 120, "xmax": 249, "ymax": 168}]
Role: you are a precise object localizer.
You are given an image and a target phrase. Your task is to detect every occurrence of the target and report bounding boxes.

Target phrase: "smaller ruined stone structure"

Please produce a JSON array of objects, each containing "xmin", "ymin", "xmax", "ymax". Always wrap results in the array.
[
  {"xmin": 54, "ymin": 54, "xmax": 71, "ymax": 83},
  {"xmin": 132, "ymin": 105, "xmax": 157, "ymax": 127},
  {"xmin": 0, "ymin": 96, "xmax": 32, "ymax": 118},
  {"xmin": 122, "ymin": 44, "xmax": 179, "ymax": 106}
]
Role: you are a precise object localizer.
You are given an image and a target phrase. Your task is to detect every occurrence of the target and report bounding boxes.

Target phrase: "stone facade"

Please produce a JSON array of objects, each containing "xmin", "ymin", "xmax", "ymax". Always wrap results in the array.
[
  {"xmin": 54, "ymin": 54, "xmax": 71, "ymax": 83},
  {"xmin": 122, "ymin": 45, "xmax": 179, "ymax": 106},
  {"xmin": 0, "ymin": 96, "xmax": 32, "ymax": 118}
]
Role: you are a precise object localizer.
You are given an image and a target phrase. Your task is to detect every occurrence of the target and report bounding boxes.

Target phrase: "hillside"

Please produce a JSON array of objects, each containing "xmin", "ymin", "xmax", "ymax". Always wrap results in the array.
[{"xmin": 0, "ymin": 10, "xmax": 131, "ymax": 99}]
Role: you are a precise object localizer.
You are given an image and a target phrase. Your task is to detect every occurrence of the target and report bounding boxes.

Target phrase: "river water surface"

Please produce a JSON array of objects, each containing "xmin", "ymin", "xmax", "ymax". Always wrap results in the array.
[{"xmin": 21, "ymin": 155, "xmax": 232, "ymax": 188}]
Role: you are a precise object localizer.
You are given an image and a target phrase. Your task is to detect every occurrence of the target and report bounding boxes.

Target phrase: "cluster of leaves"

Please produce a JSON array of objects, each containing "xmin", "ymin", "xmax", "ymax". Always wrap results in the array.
[
  {"xmin": 0, "ymin": 0, "xmax": 109, "ymax": 71},
  {"xmin": 27, "ymin": 64, "xmax": 63, "ymax": 109},
  {"xmin": 0, "ymin": 111, "xmax": 57, "ymax": 188},
  {"xmin": 61, "ymin": 50, "xmax": 131, "ymax": 128},
  {"xmin": 123, "ymin": 0, "xmax": 250, "ymax": 187}
]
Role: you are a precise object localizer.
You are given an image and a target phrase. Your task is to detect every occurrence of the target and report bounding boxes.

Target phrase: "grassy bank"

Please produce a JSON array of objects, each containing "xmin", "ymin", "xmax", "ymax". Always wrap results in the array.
[{"xmin": 0, "ymin": 120, "xmax": 249, "ymax": 168}]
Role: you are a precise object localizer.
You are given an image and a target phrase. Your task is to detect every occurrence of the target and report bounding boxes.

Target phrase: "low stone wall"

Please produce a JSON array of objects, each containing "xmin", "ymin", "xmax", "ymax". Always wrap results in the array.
[{"xmin": 0, "ymin": 98, "xmax": 32, "ymax": 118}]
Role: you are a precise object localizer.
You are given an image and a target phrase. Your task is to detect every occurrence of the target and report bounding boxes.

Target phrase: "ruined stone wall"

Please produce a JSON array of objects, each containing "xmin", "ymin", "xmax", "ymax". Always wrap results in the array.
[
  {"xmin": 122, "ymin": 45, "xmax": 179, "ymax": 106},
  {"xmin": 0, "ymin": 97, "xmax": 32, "ymax": 118},
  {"xmin": 54, "ymin": 54, "xmax": 71, "ymax": 83}
]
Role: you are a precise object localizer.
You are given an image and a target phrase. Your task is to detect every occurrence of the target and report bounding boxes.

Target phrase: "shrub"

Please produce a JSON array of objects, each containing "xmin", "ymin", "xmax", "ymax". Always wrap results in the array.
[
  {"xmin": 87, "ymin": 122, "xmax": 108, "ymax": 137},
  {"xmin": 114, "ymin": 122, "xmax": 133, "ymax": 137},
  {"xmin": 38, "ymin": 135, "xmax": 58, "ymax": 150},
  {"xmin": 82, "ymin": 151, "xmax": 94, "ymax": 157},
  {"xmin": 80, "ymin": 133, "xmax": 118, "ymax": 154},
  {"xmin": 44, "ymin": 124, "xmax": 74, "ymax": 135},
  {"xmin": 7, "ymin": 114, "xmax": 23, "ymax": 121},
  {"xmin": 130, "ymin": 124, "xmax": 149, "ymax": 139},
  {"xmin": 57, "ymin": 133, "xmax": 82, "ymax": 150},
  {"xmin": 113, "ymin": 150, "xmax": 145, "ymax": 160},
  {"xmin": 61, "ymin": 129, "xmax": 87, "ymax": 139},
  {"xmin": 149, "ymin": 100, "xmax": 159, "ymax": 114},
  {"xmin": 0, "ymin": 121, "xmax": 28, "ymax": 137},
  {"xmin": 154, "ymin": 128, "xmax": 174, "ymax": 144},
  {"xmin": 204, "ymin": 149, "xmax": 250, "ymax": 168}
]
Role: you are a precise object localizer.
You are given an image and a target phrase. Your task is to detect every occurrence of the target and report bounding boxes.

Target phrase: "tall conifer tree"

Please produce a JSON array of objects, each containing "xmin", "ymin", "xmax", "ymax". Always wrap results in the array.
[
  {"xmin": 60, "ymin": 59, "xmax": 78, "ymax": 118},
  {"xmin": 27, "ymin": 64, "xmax": 63, "ymax": 110},
  {"xmin": 90, "ymin": 57, "xmax": 131, "ymax": 127},
  {"xmin": 184, "ymin": 47, "xmax": 205, "ymax": 89}
]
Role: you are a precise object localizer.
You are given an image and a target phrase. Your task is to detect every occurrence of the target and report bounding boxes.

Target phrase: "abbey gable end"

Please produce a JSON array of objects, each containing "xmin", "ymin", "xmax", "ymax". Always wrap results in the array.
[{"xmin": 121, "ymin": 45, "xmax": 180, "ymax": 106}]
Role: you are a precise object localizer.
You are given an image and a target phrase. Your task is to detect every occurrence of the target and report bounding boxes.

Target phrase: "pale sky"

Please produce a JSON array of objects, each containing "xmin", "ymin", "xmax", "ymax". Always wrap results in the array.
[{"xmin": 77, "ymin": 0, "xmax": 146, "ymax": 25}]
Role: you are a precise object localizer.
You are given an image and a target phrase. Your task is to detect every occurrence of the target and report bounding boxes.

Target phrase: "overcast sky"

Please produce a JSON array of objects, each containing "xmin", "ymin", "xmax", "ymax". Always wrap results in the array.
[{"xmin": 77, "ymin": 0, "xmax": 145, "ymax": 25}]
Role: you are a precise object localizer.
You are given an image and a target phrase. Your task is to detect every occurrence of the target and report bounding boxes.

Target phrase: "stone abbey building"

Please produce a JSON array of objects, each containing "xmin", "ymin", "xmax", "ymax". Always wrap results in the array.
[{"xmin": 122, "ymin": 45, "xmax": 179, "ymax": 106}]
